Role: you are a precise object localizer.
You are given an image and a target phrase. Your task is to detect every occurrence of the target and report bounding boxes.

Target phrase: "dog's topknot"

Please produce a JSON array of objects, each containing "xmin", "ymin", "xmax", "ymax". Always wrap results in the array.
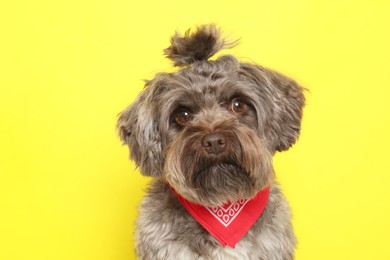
[{"xmin": 164, "ymin": 24, "xmax": 237, "ymax": 67}]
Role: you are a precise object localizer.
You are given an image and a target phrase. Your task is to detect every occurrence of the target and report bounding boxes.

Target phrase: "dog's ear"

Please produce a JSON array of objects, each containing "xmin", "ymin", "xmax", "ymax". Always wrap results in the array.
[
  {"xmin": 239, "ymin": 64, "xmax": 306, "ymax": 152},
  {"xmin": 116, "ymin": 87, "xmax": 163, "ymax": 176}
]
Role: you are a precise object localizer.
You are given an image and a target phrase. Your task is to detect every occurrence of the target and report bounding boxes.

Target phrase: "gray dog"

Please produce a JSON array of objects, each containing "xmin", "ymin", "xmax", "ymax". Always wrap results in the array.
[{"xmin": 117, "ymin": 24, "xmax": 305, "ymax": 260}]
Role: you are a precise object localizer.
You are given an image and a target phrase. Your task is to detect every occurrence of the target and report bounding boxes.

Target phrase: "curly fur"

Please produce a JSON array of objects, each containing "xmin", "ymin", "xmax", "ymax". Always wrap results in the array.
[
  {"xmin": 117, "ymin": 24, "xmax": 305, "ymax": 259},
  {"xmin": 164, "ymin": 24, "xmax": 238, "ymax": 67}
]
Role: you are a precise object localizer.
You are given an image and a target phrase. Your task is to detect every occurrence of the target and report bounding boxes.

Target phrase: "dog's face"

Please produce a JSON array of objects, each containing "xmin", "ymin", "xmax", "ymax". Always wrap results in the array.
[{"xmin": 117, "ymin": 25, "xmax": 305, "ymax": 207}]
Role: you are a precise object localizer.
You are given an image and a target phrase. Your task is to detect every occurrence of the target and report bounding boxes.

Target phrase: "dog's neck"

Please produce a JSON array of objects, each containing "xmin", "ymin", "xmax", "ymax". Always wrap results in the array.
[{"xmin": 167, "ymin": 183, "xmax": 270, "ymax": 248}]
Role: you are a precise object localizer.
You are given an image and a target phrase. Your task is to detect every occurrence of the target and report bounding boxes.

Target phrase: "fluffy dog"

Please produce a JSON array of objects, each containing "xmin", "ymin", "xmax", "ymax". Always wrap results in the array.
[{"xmin": 117, "ymin": 24, "xmax": 305, "ymax": 259}]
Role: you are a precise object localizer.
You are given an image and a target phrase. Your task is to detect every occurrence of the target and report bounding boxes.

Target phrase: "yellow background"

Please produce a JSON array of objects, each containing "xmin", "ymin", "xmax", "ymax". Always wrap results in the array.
[{"xmin": 1, "ymin": 0, "xmax": 389, "ymax": 259}]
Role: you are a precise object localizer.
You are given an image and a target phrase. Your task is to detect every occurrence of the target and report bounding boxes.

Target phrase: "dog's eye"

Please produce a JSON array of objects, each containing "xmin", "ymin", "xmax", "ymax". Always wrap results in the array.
[
  {"xmin": 230, "ymin": 99, "xmax": 247, "ymax": 113},
  {"xmin": 175, "ymin": 109, "xmax": 193, "ymax": 125}
]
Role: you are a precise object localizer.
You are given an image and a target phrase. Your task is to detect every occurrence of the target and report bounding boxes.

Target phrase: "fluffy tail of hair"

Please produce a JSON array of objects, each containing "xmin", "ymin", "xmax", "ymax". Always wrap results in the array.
[{"xmin": 164, "ymin": 24, "xmax": 238, "ymax": 67}]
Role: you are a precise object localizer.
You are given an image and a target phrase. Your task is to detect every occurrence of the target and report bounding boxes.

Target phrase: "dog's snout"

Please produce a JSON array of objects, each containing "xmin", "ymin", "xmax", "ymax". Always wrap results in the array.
[{"xmin": 202, "ymin": 133, "xmax": 226, "ymax": 154}]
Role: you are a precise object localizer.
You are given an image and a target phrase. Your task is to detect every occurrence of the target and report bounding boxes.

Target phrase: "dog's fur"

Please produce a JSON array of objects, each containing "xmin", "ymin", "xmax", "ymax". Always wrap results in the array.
[{"xmin": 117, "ymin": 24, "xmax": 305, "ymax": 259}]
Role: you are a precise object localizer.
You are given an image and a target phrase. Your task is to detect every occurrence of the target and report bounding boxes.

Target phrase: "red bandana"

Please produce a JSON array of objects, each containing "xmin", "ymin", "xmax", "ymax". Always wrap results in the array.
[{"xmin": 168, "ymin": 184, "xmax": 270, "ymax": 248}]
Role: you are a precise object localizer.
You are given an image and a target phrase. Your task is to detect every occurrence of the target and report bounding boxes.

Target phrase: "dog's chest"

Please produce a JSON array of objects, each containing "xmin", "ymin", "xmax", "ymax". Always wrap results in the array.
[
  {"xmin": 135, "ymin": 181, "xmax": 295, "ymax": 259},
  {"xmin": 208, "ymin": 243, "xmax": 254, "ymax": 260}
]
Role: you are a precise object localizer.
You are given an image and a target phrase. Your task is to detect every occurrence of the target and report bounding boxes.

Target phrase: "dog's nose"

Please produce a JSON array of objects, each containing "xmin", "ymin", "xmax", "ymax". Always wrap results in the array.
[{"xmin": 202, "ymin": 133, "xmax": 226, "ymax": 154}]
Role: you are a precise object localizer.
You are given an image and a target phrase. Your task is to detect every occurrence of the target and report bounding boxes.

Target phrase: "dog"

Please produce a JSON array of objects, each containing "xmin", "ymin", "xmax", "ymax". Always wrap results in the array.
[{"xmin": 117, "ymin": 24, "xmax": 305, "ymax": 259}]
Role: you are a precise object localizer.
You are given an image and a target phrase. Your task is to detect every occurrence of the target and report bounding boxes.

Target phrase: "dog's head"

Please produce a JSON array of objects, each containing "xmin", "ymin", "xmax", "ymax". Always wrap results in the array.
[{"xmin": 117, "ymin": 25, "xmax": 305, "ymax": 207}]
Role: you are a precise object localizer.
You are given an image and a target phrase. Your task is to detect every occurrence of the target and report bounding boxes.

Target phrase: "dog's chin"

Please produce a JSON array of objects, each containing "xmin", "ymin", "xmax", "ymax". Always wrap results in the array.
[
  {"xmin": 190, "ymin": 163, "xmax": 257, "ymax": 206},
  {"xmin": 193, "ymin": 162, "xmax": 246, "ymax": 184}
]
